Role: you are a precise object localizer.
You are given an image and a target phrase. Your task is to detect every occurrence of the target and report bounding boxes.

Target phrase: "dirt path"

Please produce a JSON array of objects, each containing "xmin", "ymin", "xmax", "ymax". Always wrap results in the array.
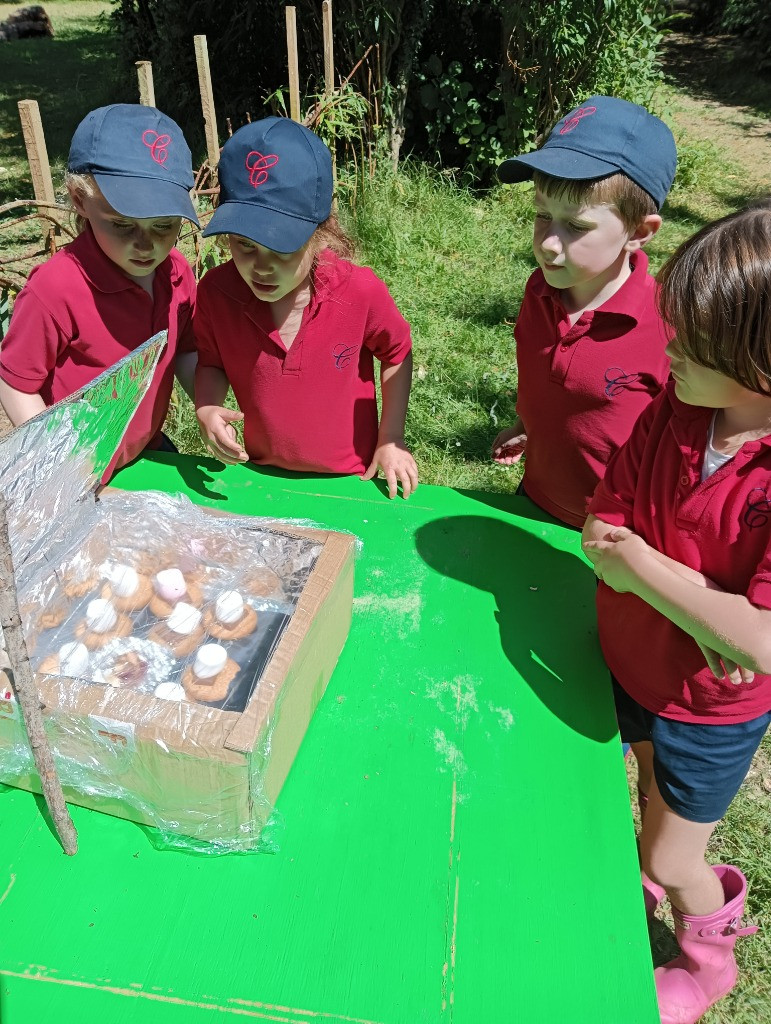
[{"xmin": 661, "ymin": 32, "xmax": 771, "ymax": 189}]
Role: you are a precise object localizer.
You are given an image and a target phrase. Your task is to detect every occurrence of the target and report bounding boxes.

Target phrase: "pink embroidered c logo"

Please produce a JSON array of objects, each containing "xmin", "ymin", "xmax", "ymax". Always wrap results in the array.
[
  {"xmin": 559, "ymin": 106, "xmax": 597, "ymax": 135},
  {"xmin": 245, "ymin": 151, "xmax": 279, "ymax": 187},
  {"xmin": 142, "ymin": 129, "xmax": 171, "ymax": 165}
]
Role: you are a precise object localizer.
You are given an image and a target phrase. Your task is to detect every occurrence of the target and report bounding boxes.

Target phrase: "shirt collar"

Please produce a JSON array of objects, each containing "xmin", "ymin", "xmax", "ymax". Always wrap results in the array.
[
  {"xmin": 531, "ymin": 248, "xmax": 650, "ymax": 324},
  {"xmin": 666, "ymin": 380, "xmax": 771, "ymax": 450},
  {"xmin": 66, "ymin": 225, "xmax": 179, "ymax": 294}
]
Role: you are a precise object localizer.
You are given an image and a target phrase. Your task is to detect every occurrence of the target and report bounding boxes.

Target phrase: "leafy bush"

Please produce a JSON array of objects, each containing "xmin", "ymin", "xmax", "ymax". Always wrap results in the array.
[
  {"xmin": 110, "ymin": 0, "xmax": 670, "ymax": 181},
  {"xmin": 499, "ymin": 0, "xmax": 669, "ymax": 152}
]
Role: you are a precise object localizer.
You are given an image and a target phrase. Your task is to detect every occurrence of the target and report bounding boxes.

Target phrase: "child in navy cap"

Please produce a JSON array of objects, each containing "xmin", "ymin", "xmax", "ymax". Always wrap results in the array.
[
  {"xmin": 491, "ymin": 95, "xmax": 677, "ymax": 528},
  {"xmin": 0, "ymin": 104, "xmax": 199, "ymax": 478},
  {"xmin": 194, "ymin": 117, "xmax": 418, "ymax": 499}
]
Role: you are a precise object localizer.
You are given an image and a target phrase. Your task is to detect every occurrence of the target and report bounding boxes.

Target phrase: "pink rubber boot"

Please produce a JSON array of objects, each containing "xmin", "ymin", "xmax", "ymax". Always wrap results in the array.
[
  {"xmin": 637, "ymin": 787, "xmax": 666, "ymax": 916},
  {"xmin": 655, "ymin": 864, "xmax": 758, "ymax": 1024}
]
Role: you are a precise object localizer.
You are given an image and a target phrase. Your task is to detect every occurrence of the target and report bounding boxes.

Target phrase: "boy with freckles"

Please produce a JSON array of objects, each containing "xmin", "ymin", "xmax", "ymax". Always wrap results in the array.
[{"xmin": 491, "ymin": 95, "xmax": 677, "ymax": 530}]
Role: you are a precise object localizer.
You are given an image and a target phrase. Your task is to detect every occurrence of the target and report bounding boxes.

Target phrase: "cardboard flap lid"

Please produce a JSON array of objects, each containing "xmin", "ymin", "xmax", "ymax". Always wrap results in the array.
[{"xmin": 0, "ymin": 331, "xmax": 166, "ymax": 577}]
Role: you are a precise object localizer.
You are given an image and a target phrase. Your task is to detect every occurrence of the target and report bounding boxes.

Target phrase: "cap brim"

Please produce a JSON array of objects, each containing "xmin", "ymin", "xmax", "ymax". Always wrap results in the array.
[
  {"xmin": 202, "ymin": 201, "xmax": 317, "ymax": 253},
  {"xmin": 95, "ymin": 173, "xmax": 200, "ymax": 226},
  {"xmin": 498, "ymin": 148, "xmax": 620, "ymax": 185}
]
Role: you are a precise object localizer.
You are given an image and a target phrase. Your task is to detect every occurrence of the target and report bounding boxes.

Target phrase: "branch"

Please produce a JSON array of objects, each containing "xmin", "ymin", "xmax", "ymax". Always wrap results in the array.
[{"xmin": 0, "ymin": 496, "xmax": 77, "ymax": 855}]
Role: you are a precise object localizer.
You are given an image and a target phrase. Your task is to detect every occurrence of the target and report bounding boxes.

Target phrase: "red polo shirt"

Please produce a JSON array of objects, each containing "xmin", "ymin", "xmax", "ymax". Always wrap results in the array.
[
  {"xmin": 515, "ymin": 250, "xmax": 672, "ymax": 527},
  {"xmin": 588, "ymin": 384, "xmax": 771, "ymax": 724},
  {"xmin": 194, "ymin": 251, "xmax": 412, "ymax": 475},
  {"xmin": 0, "ymin": 227, "xmax": 196, "ymax": 476}
]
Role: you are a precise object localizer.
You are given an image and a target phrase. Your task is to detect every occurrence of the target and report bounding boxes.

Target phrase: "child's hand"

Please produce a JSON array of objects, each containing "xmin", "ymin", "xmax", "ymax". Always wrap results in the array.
[
  {"xmin": 695, "ymin": 641, "xmax": 755, "ymax": 686},
  {"xmin": 362, "ymin": 441, "xmax": 419, "ymax": 499},
  {"xmin": 491, "ymin": 422, "xmax": 527, "ymax": 464},
  {"xmin": 582, "ymin": 525, "xmax": 649, "ymax": 592},
  {"xmin": 196, "ymin": 405, "xmax": 249, "ymax": 465}
]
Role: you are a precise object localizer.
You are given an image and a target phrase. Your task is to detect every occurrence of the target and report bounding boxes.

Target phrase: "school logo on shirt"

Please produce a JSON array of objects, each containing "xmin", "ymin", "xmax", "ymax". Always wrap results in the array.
[
  {"xmin": 245, "ymin": 151, "xmax": 279, "ymax": 187},
  {"xmin": 604, "ymin": 366, "xmax": 643, "ymax": 397},
  {"xmin": 332, "ymin": 343, "xmax": 358, "ymax": 370},
  {"xmin": 142, "ymin": 130, "xmax": 171, "ymax": 165},
  {"xmin": 744, "ymin": 487, "xmax": 771, "ymax": 530}
]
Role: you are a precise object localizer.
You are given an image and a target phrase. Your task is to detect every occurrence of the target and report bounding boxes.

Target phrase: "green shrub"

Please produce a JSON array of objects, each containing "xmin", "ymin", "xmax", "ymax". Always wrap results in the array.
[{"xmin": 110, "ymin": 0, "xmax": 670, "ymax": 181}]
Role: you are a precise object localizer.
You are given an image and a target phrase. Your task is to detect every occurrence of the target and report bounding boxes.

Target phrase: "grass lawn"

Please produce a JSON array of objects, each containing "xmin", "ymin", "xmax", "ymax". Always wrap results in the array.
[{"xmin": 1, "ymin": 6, "xmax": 771, "ymax": 1021}]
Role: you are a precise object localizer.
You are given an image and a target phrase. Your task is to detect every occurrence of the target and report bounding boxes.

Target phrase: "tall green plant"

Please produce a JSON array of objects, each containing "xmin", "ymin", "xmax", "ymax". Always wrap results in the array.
[{"xmin": 499, "ymin": 0, "xmax": 669, "ymax": 152}]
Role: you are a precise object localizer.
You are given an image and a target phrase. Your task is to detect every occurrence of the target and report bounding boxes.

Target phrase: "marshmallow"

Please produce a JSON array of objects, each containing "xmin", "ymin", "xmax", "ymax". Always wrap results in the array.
[
  {"xmin": 193, "ymin": 643, "xmax": 227, "ymax": 679},
  {"xmin": 154, "ymin": 568, "xmax": 187, "ymax": 603},
  {"xmin": 167, "ymin": 602, "xmax": 202, "ymax": 636},
  {"xmin": 58, "ymin": 642, "xmax": 89, "ymax": 676},
  {"xmin": 109, "ymin": 564, "xmax": 139, "ymax": 598},
  {"xmin": 215, "ymin": 590, "xmax": 244, "ymax": 625},
  {"xmin": 154, "ymin": 681, "xmax": 187, "ymax": 701},
  {"xmin": 85, "ymin": 599, "xmax": 118, "ymax": 633}
]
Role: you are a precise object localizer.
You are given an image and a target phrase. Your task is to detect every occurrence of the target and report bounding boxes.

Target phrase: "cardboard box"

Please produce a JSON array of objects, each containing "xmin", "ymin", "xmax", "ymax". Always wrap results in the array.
[{"xmin": 0, "ymin": 336, "xmax": 355, "ymax": 849}]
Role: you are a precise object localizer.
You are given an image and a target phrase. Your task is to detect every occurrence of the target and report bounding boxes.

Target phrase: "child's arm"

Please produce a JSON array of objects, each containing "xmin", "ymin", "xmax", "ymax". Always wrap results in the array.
[
  {"xmin": 194, "ymin": 364, "xmax": 248, "ymax": 464},
  {"xmin": 491, "ymin": 416, "xmax": 527, "ymax": 464},
  {"xmin": 582, "ymin": 516, "xmax": 770, "ymax": 678},
  {"xmin": 362, "ymin": 353, "xmax": 418, "ymax": 499},
  {"xmin": 174, "ymin": 352, "xmax": 197, "ymax": 402},
  {"xmin": 0, "ymin": 378, "xmax": 46, "ymax": 426}
]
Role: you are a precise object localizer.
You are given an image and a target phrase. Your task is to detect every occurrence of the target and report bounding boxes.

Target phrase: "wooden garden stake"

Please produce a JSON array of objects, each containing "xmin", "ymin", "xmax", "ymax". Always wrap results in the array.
[
  {"xmin": 0, "ymin": 496, "xmax": 78, "ymax": 855},
  {"xmin": 17, "ymin": 99, "xmax": 57, "ymax": 254},
  {"xmin": 285, "ymin": 7, "xmax": 301, "ymax": 122},
  {"xmin": 322, "ymin": 0, "xmax": 334, "ymax": 97},
  {"xmin": 135, "ymin": 61, "xmax": 156, "ymax": 107},
  {"xmin": 194, "ymin": 35, "xmax": 221, "ymax": 172},
  {"xmin": 322, "ymin": 0, "xmax": 337, "ymax": 198}
]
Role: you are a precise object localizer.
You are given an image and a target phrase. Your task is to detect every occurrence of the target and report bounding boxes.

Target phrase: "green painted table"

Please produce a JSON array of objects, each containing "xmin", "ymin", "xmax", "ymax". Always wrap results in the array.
[{"xmin": 0, "ymin": 455, "xmax": 658, "ymax": 1024}]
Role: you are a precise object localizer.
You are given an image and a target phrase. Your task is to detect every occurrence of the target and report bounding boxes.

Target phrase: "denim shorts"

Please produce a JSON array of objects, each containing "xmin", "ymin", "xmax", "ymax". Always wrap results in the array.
[{"xmin": 612, "ymin": 677, "xmax": 771, "ymax": 823}]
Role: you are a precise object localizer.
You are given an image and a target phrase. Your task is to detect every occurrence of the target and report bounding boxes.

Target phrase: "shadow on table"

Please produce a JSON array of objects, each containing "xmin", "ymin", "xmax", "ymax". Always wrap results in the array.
[
  {"xmin": 135, "ymin": 453, "xmax": 359, "ymax": 504},
  {"xmin": 414, "ymin": 513, "xmax": 616, "ymax": 743}
]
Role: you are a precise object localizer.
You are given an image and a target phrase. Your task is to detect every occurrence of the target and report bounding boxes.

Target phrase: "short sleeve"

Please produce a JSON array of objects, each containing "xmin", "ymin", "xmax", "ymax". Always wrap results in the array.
[
  {"xmin": 587, "ymin": 393, "xmax": 661, "ymax": 528},
  {"xmin": 746, "ymin": 540, "xmax": 771, "ymax": 611},
  {"xmin": 0, "ymin": 281, "xmax": 64, "ymax": 392},
  {"xmin": 192, "ymin": 278, "xmax": 225, "ymax": 371},
  {"xmin": 360, "ymin": 269, "xmax": 412, "ymax": 365},
  {"xmin": 175, "ymin": 257, "xmax": 197, "ymax": 356}
]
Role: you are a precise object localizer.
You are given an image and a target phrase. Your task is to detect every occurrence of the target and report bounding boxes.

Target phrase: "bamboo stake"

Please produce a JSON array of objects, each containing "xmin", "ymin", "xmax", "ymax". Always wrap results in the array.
[
  {"xmin": 17, "ymin": 100, "xmax": 57, "ymax": 253},
  {"xmin": 135, "ymin": 61, "xmax": 156, "ymax": 107},
  {"xmin": 285, "ymin": 7, "xmax": 301, "ymax": 122},
  {"xmin": 321, "ymin": 0, "xmax": 337, "ymax": 200},
  {"xmin": 0, "ymin": 496, "xmax": 77, "ymax": 855},
  {"xmin": 322, "ymin": 0, "xmax": 334, "ymax": 97},
  {"xmin": 194, "ymin": 35, "xmax": 220, "ymax": 171}
]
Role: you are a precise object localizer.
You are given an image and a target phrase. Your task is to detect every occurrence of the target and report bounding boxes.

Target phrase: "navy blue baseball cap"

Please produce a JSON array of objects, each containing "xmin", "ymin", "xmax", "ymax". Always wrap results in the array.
[
  {"xmin": 203, "ymin": 117, "xmax": 333, "ymax": 252},
  {"xmin": 68, "ymin": 104, "xmax": 199, "ymax": 225},
  {"xmin": 497, "ymin": 96, "xmax": 677, "ymax": 210}
]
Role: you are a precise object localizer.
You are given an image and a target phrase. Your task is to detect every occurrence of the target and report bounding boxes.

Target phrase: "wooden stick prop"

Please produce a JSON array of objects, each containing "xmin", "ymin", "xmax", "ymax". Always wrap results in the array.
[
  {"xmin": 17, "ymin": 100, "xmax": 57, "ymax": 254},
  {"xmin": 0, "ymin": 496, "xmax": 78, "ymax": 855},
  {"xmin": 285, "ymin": 7, "xmax": 301, "ymax": 123},
  {"xmin": 194, "ymin": 35, "xmax": 221, "ymax": 172},
  {"xmin": 135, "ymin": 61, "xmax": 156, "ymax": 107}
]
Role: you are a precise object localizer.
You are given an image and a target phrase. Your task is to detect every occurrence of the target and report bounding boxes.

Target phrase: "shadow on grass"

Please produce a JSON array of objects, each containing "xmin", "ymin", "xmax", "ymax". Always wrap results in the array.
[
  {"xmin": 0, "ymin": 26, "xmax": 118, "ymax": 205},
  {"xmin": 414, "ymin": 510, "xmax": 616, "ymax": 742},
  {"xmin": 662, "ymin": 32, "xmax": 771, "ymax": 121}
]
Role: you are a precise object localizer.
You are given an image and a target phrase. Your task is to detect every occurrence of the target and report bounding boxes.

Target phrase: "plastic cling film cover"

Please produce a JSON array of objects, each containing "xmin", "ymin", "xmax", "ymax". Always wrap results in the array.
[{"xmin": 0, "ymin": 488, "xmax": 344, "ymax": 852}]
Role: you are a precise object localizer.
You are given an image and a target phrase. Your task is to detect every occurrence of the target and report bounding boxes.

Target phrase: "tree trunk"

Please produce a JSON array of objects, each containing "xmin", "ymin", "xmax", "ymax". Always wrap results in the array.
[{"xmin": 386, "ymin": 0, "xmax": 436, "ymax": 168}]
